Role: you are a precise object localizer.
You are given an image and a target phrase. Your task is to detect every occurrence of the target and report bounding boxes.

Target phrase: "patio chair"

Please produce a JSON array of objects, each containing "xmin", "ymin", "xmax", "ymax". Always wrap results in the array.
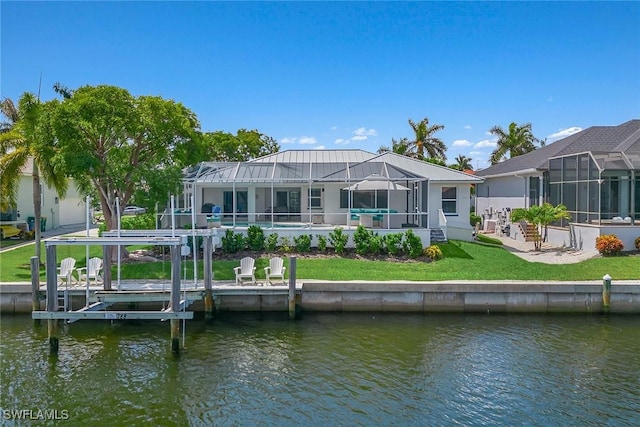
[
  {"xmin": 57, "ymin": 257, "xmax": 77, "ymax": 285},
  {"xmin": 264, "ymin": 256, "xmax": 286, "ymax": 286},
  {"xmin": 77, "ymin": 257, "xmax": 103, "ymax": 285},
  {"xmin": 234, "ymin": 256, "xmax": 256, "ymax": 285}
]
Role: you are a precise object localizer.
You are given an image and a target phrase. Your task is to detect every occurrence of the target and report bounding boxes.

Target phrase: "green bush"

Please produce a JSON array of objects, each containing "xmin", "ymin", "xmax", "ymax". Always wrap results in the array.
[
  {"xmin": 383, "ymin": 233, "xmax": 404, "ymax": 255},
  {"xmin": 221, "ymin": 229, "xmax": 246, "ymax": 253},
  {"xmin": 369, "ymin": 234, "xmax": 384, "ymax": 254},
  {"xmin": 266, "ymin": 233, "xmax": 279, "ymax": 252},
  {"xmin": 328, "ymin": 227, "xmax": 349, "ymax": 255},
  {"xmin": 595, "ymin": 234, "xmax": 624, "ymax": 256},
  {"xmin": 470, "ymin": 213, "xmax": 482, "ymax": 227},
  {"xmin": 353, "ymin": 225, "xmax": 373, "ymax": 255},
  {"xmin": 402, "ymin": 229, "xmax": 423, "ymax": 258},
  {"xmin": 246, "ymin": 225, "xmax": 265, "ymax": 251},
  {"xmin": 121, "ymin": 213, "xmax": 156, "ymax": 230},
  {"xmin": 294, "ymin": 234, "xmax": 312, "ymax": 253},
  {"xmin": 424, "ymin": 245, "xmax": 444, "ymax": 261},
  {"xmin": 635, "ymin": 236, "xmax": 640, "ymax": 251},
  {"xmin": 279, "ymin": 236, "xmax": 293, "ymax": 253},
  {"xmin": 316, "ymin": 234, "xmax": 327, "ymax": 252}
]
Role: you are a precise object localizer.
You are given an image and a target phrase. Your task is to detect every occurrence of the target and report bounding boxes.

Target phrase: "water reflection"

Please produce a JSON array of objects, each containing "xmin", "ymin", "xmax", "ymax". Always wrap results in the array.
[{"xmin": 1, "ymin": 314, "xmax": 639, "ymax": 425}]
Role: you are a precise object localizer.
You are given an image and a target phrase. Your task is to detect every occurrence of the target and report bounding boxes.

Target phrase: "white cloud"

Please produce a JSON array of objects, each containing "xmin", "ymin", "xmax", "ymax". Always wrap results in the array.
[
  {"xmin": 331, "ymin": 126, "xmax": 338, "ymax": 131},
  {"xmin": 352, "ymin": 127, "xmax": 377, "ymax": 137},
  {"xmin": 452, "ymin": 139, "xmax": 472, "ymax": 147},
  {"xmin": 314, "ymin": 145, "xmax": 326, "ymax": 150},
  {"xmin": 334, "ymin": 138, "xmax": 349, "ymax": 145},
  {"xmin": 351, "ymin": 135, "xmax": 368, "ymax": 141},
  {"xmin": 464, "ymin": 125, "xmax": 472, "ymax": 130},
  {"xmin": 298, "ymin": 136, "xmax": 317, "ymax": 145},
  {"xmin": 547, "ymin": 126, "xmax": 582, "ymax": 142},
  {"xmin": 474, "ymin": 139, "xmax": 497, "ymax": 149},
  {"xmin": 280, "ymin": 137, "xmax": 297, "ymax": 144},
  {"xmin": 469, "ymin": 151, "xmax": 483, "ymax": 156}
]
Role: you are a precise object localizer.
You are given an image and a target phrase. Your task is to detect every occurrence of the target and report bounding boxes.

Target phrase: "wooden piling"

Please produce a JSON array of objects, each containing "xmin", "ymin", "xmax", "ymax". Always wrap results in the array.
[
  {"xmin": 45, "ymin": 245, "xmax": 59, "ymax": 353},
  {"xmin": 203, "ymin": 234, "xmax": 214, "ymax": 321},
  {"xmin": 170, "ymin": 245, "xmax": 181, "ymax": 353},
  {"xmin": 602, "ymin": 274, "xmax": 611, "ymax": 314},
  {"xmin": 288, "ymin": 256, "xmax": 297, "ymax": 320},
  {"xmin": 30, "ymin": 256, "xmax": 41, "ymax": 321}
]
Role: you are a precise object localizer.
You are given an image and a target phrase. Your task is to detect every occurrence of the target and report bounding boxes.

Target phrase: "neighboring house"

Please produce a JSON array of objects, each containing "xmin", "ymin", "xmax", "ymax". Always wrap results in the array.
[
  {"xmin": 176, "ymin": 149, "xmax": 483, "ymax": 246},
  {"xmin": 476, "ymin": 119, "xmax": 640, "ymax": 251},
  {"xmin": 0, "ymin": 158, "xmax": 86, "ymax": 232}
]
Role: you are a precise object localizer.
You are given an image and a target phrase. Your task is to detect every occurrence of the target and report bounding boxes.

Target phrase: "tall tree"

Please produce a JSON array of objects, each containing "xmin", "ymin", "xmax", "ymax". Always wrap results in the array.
[
  {"xmin": 450, "ymin": 154, "xmax": 473, "ymax": 171},
  {"xmin": 488, "ymin": 122, "xmax": 541, "ymax": 165},
  {"xmin": 407, "ymin": 117, "xmax": 446, "ymax": 161},
  {"xmin": 0, "ymin": 98, "xmax": 20, "ymax": 134},
  {"xmin": 51, "ymin": 85, "xmax": 202, "ymax": 232},
  {"xmin": 201, "ymin": 129, "xmax": 279, "ymax": 162},
  {"xmin": 0, "ymin": 93, "xmax": 68, "ymax": 262}
]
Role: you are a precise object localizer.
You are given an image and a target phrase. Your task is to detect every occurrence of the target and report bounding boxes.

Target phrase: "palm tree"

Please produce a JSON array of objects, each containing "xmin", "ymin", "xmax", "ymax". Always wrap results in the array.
[
  {"xmin": 0, "ymin": 93, "xmax": 67, "ymax": 263},
  {"xmin": 451, "ymin": 154, "xmax": 473, "ymax": 171},
  {"xmin": 0, "ymin": 98, "xmax": 19, "ymax": 134},
  {"xmin": 510, "ymin": 203, "xmax": 571, "ymax": 251},
  {"xmin": 407, "ymin": 117, "xmax": 446, "ymax": 161},
  {"xmin": 488, "ymin": 122, "xmax": 540, "ymax": 165}
]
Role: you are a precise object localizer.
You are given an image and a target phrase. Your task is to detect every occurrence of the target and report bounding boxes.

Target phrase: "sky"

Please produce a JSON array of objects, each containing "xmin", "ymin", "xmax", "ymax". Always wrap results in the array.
[{"xmin": 2, "ymin": 1, "xmax": 639, "ymax": 169}]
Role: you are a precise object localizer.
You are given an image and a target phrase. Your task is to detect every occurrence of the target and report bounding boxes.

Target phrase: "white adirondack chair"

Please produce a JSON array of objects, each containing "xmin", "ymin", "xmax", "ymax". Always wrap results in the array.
[
  {"xmin": 233, "ymin": 256, "xmax": 256, "ymax": 285},
  {"xmin": 57, "ymin": 257, "xmax": 77, "ymax": 285},
  {"xmin": 264, "ymin": 257, "xmax": 286, "ymax": 286},
  {"xmin": 77, "ymin": 257, "xmax": 103, "ymax": 285}
]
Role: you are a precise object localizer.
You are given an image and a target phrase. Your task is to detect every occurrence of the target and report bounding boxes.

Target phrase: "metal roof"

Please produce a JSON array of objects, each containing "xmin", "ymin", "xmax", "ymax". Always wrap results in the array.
[
  {"xmin": 476, "ymin": 119, "xmax": 640, "ymax": 178},
  {"xmin": 251, "ymin": 149, "xmax": 375, "ymax": 164}
]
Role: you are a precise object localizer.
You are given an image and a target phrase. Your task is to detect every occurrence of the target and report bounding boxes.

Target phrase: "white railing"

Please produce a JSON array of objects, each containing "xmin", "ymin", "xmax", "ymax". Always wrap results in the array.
[{"xmin": 437, "ymin": 209, "xmax": 448, "ymax": 241}]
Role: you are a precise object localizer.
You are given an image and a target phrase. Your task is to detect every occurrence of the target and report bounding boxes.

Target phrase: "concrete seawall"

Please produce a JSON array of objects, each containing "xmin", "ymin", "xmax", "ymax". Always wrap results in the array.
[{"xmin": 2, "ymin": 280, "xmax": 639, "ymax": 314}]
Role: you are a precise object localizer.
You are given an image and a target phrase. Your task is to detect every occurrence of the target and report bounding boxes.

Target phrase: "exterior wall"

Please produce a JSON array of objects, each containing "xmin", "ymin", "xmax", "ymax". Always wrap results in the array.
[
  {"xmin": 13, "ymin": 176, "xmax": 85, "ymax": 230},
  {"xmin": 546, "ymin": 224, "xmax": 640, "ymax": 253},
  {"xmin": 429, "ymin": 182, "xmax": 474, "ymax": 237},
  {"xmin": 476, "ymin": 175, "xmax": 528, "ymax": 216}
]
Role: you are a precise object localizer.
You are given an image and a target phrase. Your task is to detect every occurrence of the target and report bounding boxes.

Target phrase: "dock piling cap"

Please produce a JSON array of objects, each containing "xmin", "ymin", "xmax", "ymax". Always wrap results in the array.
[{"xmin": 603, "ymin": 274, "xmax": 612, "ymax": 280}]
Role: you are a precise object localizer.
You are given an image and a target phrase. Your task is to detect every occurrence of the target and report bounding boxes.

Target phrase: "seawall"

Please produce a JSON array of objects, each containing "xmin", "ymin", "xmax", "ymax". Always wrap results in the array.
[{"xmin": 2, "ymin": 280, "xmax": 639, "ymax": 315}]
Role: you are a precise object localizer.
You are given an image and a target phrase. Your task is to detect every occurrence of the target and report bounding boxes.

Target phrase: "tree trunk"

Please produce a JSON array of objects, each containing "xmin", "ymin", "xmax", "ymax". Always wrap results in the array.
[{"xmin": 32, "ymin": 163, "xmax": 42, "ymax": 264}]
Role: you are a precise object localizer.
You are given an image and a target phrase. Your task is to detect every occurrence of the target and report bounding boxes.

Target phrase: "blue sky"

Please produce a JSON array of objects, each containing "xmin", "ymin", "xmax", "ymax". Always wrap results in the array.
[{"xmin": 2, "ymin": 2, "xmax": 639, "ymax": 169}]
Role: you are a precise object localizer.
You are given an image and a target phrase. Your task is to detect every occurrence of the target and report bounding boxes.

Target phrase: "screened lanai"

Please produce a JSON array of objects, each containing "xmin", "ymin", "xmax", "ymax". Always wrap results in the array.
[
  {"xmin": 546, "ymin": 150, "xmax": 639, "ymax": 225},
  {"xmin": 178, "ymin": 159, "xmax": 427, "ymax": 229}
]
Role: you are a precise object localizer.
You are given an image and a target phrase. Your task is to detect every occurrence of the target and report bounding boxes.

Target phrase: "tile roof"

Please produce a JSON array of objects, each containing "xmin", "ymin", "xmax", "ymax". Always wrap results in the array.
[{"xmin": 476, "ymin": 119, "xmax": 640, "ymax": 177}]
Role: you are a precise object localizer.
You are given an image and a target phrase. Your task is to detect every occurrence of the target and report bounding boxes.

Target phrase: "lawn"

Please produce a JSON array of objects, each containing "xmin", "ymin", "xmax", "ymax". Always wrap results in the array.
[{"xmin": 1, "ymin": 240, "xmax": 637, "ymax": 283}]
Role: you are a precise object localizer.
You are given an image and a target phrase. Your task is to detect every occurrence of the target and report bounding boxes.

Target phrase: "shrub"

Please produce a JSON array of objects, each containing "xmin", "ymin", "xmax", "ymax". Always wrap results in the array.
[
  {"xmin": 383, "ymin": 233, "xmax": 404, "ymax": 256},
  {"xmin": 353, "ymin": 225, "xmax": 373, "ymax": 255},
  {"xmin": 369, "ymin": 234, "xmax": 384, "ymax": 255},
  {"xmin": 221, "ymin": 229, "xmax": 246, "ymax": 253},
  {"xmin": 316, "ymin": 234, "xmax": 327, "ymax": 252},
  {"xmin": 470, "ymin": 213, "xmax": 482, "ymax": 228},
  {"xmin": 328, "ymin": 227, "xmax": 349, "ymax": 255},
  {"xmin": 635, "ymin": 236, "xmax": 640, "ymax": 251},
  {"xmin": 595, "ymin": 234, "xmax": 624, "ymax": 256},
  {"xmin": 294, "ymin": 234, "xmax": 312, "ymax": 253},
  {"xmin": 279, "ymin": 236, "xmax": 293, "ymax": 253},
  {"xmin": 402, "ymin": 229, "xmax": 423, "ymax": 258},
  {"xmin": 246, "ymin": 225, "xmax": 265, "ymax": 251},
  {"xmin": 121, "ymin": 213, "xmax": 156, "ymax": 230},
  {"xmin": 424, "ymin": 245, "xmax": 444, "ymax": 261},
  {"xmin": 266, "ymin": 233, "xmax": 279, "ymax": 252}
]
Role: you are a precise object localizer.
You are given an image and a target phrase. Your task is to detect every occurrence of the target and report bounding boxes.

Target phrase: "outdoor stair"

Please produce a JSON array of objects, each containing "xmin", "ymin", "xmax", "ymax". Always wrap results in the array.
[
  {"xmin": 430, "ymin": 228, "xmax": 447, "ymax": 243},
  {"xmin": 523, "ymin": 223, "xmax": 540, "ymax": 242}
]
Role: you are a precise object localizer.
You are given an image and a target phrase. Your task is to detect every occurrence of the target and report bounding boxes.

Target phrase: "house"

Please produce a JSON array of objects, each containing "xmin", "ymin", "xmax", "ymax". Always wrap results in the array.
[
  {"xmin": 175, "ymin": 149, "xmax": 483, "ymax": 246},
  {"xmin": 0, "ymin": 158, "xmax": 86, "ymax": 233},
  {"xmin": 476, "ymin": 119, "xmax": 640, "ymax": 251}
]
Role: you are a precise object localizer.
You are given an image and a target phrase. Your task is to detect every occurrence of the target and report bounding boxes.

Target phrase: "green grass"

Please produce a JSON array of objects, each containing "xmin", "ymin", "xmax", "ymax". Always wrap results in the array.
[
  {"xmin": 1, "ymin": 240, "xmax": 637, "ymax": 282},
  {"xmin": 475, "ymin": 234, "xmax": 503, "ymax": 245}
]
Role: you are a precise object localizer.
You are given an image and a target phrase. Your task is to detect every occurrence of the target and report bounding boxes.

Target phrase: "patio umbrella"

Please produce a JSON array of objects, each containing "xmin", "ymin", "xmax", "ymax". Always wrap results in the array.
[{"xmin": 342, "ymin": 174, "xmax": 411, "ymax": 191}]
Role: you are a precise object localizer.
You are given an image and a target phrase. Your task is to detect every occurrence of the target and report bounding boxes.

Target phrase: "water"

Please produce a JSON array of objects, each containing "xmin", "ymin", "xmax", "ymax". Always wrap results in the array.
[{"xmin": 1, "ymin": 313, "xmax": 639, "ymax": 426}]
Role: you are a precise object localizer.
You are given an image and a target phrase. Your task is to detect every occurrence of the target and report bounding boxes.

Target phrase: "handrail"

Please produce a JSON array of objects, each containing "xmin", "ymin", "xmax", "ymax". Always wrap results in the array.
[{"xmin": 437, "ymin": 209, "xmax": 448, "ymax": 241}]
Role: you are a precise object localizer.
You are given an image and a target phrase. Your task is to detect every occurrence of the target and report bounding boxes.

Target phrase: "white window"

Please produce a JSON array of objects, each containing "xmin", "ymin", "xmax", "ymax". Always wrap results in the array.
[
  {"xmin": 308, "ymin": 188, "xmax": 322, "ymax": 209},
  {"xmin": 441, "ymin": 187, "xmax": 457, "ymax": 214}
]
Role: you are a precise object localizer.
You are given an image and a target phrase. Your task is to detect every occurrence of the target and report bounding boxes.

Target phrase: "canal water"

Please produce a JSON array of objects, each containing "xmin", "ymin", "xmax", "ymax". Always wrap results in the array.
[{"xmin": 1, "ymin": 313, "xmax": 639, "ymax": 426}]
